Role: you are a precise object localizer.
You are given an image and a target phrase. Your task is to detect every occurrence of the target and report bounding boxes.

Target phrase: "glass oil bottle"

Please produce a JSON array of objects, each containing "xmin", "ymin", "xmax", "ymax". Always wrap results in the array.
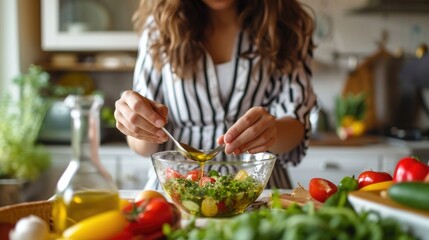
[{"xmin": 51, "ymin": 95, "xmax": 119, "ymax": 233}]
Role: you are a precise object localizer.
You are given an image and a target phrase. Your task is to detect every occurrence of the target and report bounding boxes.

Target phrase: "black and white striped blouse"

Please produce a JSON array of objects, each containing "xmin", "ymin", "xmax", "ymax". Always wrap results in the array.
[{"xmin": 134, "ymin": 28, "xmax": 317, "ymax": 190}]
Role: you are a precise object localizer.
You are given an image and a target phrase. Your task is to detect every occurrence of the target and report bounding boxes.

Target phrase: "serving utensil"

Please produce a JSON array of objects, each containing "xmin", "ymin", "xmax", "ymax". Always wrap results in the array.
[{"xmin": 161, "ymin": 127, "xmax": 225, "ymax": 162}]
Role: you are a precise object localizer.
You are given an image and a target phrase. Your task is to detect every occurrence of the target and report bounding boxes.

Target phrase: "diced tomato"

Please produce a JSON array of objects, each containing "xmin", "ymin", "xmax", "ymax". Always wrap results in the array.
[
  {"xmin": 216, "ymin": 201, "xmax": 228, "ymax": 214},
  {"xmin": 186, "ymin": 169, "xmax": 201, "ymax": 181},
  {"xmin": 200, "ymin": 176, "xmax": 216, "ymax": 185},
  {"xmin": 309, "ymin": 178, "xmax": 338, "ymax": 202},
  {"xmin": 165, "ymin": 168, "xmax": 184, "ymax": 179}
]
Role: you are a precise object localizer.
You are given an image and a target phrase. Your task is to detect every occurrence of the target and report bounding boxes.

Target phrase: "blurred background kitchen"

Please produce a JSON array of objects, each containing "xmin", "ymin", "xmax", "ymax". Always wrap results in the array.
[{"xmin": 0, "ymin": 0, "xmax": 428, "ymax": 204}]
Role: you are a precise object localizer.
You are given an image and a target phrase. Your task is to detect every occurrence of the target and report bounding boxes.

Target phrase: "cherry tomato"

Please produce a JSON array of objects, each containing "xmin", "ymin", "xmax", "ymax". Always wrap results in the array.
[
  {"xmin": 186, "ymin": 169, "xmax": 201, "ymax": 181},
  {"xmin": 309, "ymin": 178, "xmax": 338, "ymax": 202},
  {"xmin": 166, "ymin": 168, "xmax": 184, "ymax": 179},
  {"xmin": 393, "ymin": 156, "xmax": 429, "ymax": 182},
  {"xmin": 357, "ymin": 170, "xmax": 392, "ymax": 189},
  {"xmin": 124, "ymin": 198, "xmax": 174, "ymax": 235}
]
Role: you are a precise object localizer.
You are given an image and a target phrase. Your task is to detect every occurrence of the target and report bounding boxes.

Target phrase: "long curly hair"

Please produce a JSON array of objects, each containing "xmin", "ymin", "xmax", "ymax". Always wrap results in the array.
[{"xmin": 133, "ymin": 0, "xmax": 314, "ymax": 78}]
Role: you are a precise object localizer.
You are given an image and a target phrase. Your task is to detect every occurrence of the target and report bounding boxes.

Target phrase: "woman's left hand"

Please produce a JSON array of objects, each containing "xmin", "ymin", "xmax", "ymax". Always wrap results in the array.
[{"xmin": 220, "ymin": 107, "xmax": 277, "ymax": 155}]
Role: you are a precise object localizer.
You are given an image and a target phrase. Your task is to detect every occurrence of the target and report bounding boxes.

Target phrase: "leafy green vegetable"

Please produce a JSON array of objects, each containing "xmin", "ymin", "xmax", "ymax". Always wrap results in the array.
[
  {"xmin": 324, "ymin": 175, "xmax": 357, "ymax": 208},
  {"xmin": 164, "ymin": 200, "xmax": 417, "ymax": 240}
]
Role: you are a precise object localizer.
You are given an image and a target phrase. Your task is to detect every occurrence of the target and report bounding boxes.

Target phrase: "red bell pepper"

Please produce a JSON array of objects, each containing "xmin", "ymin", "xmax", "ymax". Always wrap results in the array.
[{"xmin": 393, "ymin": 156, "xmax": 429, "ymax": 182}]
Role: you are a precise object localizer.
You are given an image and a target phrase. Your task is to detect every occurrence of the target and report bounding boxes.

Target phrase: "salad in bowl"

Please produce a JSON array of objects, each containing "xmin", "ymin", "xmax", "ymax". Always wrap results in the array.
[{"xmin": 151, "ymin": 151, "xmax": 276, "ymax": 217}]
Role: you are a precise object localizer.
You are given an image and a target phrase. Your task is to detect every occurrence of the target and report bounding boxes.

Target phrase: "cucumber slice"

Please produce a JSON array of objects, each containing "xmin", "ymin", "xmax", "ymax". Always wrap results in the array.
[{"xmin": 182, "ymin": 200, "xmax": 200, "ymax": 213}]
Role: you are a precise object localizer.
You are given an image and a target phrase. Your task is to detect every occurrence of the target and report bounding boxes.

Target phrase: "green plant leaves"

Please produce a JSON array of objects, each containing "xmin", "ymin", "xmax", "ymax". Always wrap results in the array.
[{"xmin": 0, "ymin": 65, "xmax": 52, "ymax": 180}]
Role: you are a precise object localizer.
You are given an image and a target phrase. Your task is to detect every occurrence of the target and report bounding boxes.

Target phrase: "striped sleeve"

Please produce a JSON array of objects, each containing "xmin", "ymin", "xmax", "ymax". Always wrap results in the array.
[{"xmin": 271, "ymin": 45, "xmax": 317, "ymax": 166}]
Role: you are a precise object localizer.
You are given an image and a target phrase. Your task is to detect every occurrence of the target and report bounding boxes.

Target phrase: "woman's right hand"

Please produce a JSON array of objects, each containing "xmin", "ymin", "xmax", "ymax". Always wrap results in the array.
[{"xmin": 114, "ymin": 90, "xmax": 168, "ymax": 144}]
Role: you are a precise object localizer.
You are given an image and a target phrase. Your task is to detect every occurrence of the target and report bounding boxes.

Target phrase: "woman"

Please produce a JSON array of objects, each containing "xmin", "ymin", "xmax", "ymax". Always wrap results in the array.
[{"xmin": 114, "ymin": 0, "xmax": 317, "ymax": 189}]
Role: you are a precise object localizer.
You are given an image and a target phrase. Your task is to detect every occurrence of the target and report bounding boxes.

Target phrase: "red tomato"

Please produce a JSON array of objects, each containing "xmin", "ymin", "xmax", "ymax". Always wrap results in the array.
[
  {"xmin": 124, "ymin": 198, "xmax": 174, "ymax": 235},
  {"xmin": 309, "ymin": 178, "xmax": 338, "ymax": 202},
  {"xmin": 393, "ymin": 156, "xmax": 429, "ymax": 182},
  {"xmin": 166, "ymin": 168, "xmax": 184, "ymax": 179},
  {"xmin": 216, "ymin": 201, "xmax": 228, "ymax": 214},
  {"xmin": 0, "ymin": 223, "xmax": 14, "ymax": 240},
  {"xmin": 110, "ymin": 228, "xmax": 135, "ymax": 240},
  {"xmin": 186, "ymin": 169, "xmax": 202, "ymax": 181},
  {"xmin": 200, "ymin": 176, "xmax": 216, "ymax": 185},
  {"xmin": 357, "ymin": 170, "xmax": 393, "ymax": 189}
]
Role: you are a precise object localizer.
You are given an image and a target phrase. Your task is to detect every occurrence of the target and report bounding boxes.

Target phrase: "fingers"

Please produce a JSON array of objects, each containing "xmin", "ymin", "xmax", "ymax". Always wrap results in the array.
[
  {"xmin": 115, "ymin": 108, "xmax": 166, "ymax": 143},
  {"xmin": 239, "ymin": 129, "xmax": 276, "ymax": 154},
  {"xmin": 224, "ymin": 107, "xmax": 276, "ymax": 155},
  {"xmin": 216, "ymin": 135, "xmax": 226, "ymax": 145},
  {"xmin": 123, "ymin": 91, "xmax": 166, "ymax": 127},
  {"xmin": 114, "ymin": 90, "xmax": 168, "ymax": 143}
]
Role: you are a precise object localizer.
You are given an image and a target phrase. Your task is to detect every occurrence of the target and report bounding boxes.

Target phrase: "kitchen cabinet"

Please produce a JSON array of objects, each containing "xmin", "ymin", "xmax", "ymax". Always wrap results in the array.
[
  {"xmin": 38, "ymin": 144, "xmax": 152, "ymax": 200},
  {"xmin": 43, "ymin": 67, "xmax": 134, "ymax": 108},
  {"xmin": 41, "ymin": 0, "xmax": 139, "ymax": 51},
  {"xmin": 288, "ymin": 144, "xmax": 411, "ymax": 188},
  {"xmin": 99, "ymin": 144, "xmax": 153, "ymax": 190}
]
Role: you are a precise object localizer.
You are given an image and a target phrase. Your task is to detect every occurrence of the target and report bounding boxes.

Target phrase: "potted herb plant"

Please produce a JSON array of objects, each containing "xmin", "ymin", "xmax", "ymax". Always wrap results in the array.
[{"xmin": 0, "ymin": 65, "xmax": 52, "ymax": 206}]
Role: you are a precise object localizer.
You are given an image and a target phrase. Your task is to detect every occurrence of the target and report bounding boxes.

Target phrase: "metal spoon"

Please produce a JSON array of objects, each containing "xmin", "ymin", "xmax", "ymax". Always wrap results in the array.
[{"xmin": 161, "ymin": 127, "xmax": 225, "ymax": 162}]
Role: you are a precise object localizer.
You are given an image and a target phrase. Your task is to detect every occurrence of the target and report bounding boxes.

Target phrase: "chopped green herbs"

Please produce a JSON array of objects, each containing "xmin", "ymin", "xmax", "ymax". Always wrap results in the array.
[{"xmin": 163, "ymin": 172, "xmax": 263, "ymax": 217}]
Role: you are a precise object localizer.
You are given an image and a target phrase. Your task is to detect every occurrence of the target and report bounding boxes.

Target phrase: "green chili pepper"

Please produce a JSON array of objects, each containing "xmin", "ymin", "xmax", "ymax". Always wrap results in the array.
[{"xmin": 338, "ymin": 176, "xmax": 358, "ymax": 192}]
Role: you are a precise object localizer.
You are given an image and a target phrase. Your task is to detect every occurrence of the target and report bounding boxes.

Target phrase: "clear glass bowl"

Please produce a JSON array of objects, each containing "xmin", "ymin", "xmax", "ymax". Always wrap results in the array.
[{"xmin": 151, "ymin": 150, "xmax": 276, "ymax": 218}]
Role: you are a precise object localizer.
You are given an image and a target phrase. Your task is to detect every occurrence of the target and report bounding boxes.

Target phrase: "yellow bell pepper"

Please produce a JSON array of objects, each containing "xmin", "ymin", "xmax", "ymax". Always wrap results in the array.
[{"xmin": 359, "ymin": 181, "xmax": 393, "ymax": 191}]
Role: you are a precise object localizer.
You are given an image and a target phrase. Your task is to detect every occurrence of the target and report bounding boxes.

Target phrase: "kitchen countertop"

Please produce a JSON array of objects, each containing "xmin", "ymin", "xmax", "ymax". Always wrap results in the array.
[{"xmin": 310, "ymin": 133, "xmax": 382, "ymax": 147}]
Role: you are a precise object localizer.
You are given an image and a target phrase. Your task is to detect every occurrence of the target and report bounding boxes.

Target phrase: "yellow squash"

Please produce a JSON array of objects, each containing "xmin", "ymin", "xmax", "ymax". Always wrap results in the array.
[{"xmin": 62, "ymin": 210, "xmax": 128, "ymax": 240}]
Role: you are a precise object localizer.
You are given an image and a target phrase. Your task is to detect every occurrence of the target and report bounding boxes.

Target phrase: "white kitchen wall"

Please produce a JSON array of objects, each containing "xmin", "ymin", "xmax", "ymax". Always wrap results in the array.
[
  {"xmin": 301, "ymin": 0, "xmax": 429, "ymax": 127},
  {"xmin": 0, "ymin": 0, "xmax": 20, "ymax": 98},
  {"xmin": 0, "ymin": 0, "xmax": 43, "ymax": 99}
]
